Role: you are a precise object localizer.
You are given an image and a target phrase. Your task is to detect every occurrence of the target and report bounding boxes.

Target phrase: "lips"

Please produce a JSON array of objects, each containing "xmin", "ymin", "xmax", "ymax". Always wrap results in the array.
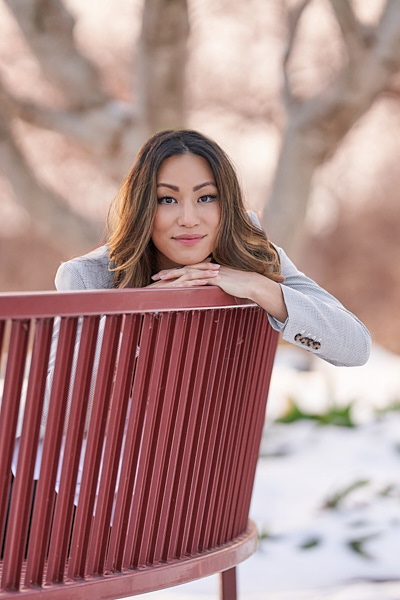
[{"xmin": 172, "ymin": 234, "xmax": 205, "ymax": 246}]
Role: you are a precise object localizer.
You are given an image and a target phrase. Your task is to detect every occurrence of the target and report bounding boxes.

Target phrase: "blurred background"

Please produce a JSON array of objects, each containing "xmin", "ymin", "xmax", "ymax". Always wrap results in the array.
[
  {"xmin": 1, "ymin": 0, "xmax": 399, "ymax": 354},
  {"xmin": 1, "ymin": 0, "xmax": 400, "ymax": 597}
]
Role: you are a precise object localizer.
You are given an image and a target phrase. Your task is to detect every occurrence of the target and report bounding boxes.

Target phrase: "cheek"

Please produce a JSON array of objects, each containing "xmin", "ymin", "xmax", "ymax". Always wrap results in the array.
[
  {"xmin": 210, "ymin": 206, "xmax": 221, "ymax": 239},
  {"xmin": 151, "ymin": 209, "xmax": 168, "ymax": 240},
  {"xmin": 152, "ymin": 208, "xmax": 162, "ymax": 232}
]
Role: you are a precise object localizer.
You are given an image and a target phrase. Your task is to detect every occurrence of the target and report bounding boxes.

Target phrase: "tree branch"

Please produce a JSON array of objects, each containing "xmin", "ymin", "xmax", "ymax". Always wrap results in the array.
[
  {"xmin": 374, "ymin": 0, "xmax": 400, "ymax": 70},
  {"xmin": 263, "ymin": 0, "xmax": 400, "ymax": 254},
  {"xmin": 0, "ymin": 109, "xmax": 101, "ymax": 253},
  {"xmin": 0, "ymin": 77, "xmax": 133, "ymax": 149},
  {"xmin": 282, "ymin": 0, "xmax": 311, "ymax": 106},
  {"xmin": 0, "ymin": 73, "xmax": 144, "ymax": 182},
  {"xmin": 328, "ymin": 0, "xmax": 363, "ymax": 50},
  {"xmin": 3, "ymin": 0, "xmax": 110, "ymax": 108}
]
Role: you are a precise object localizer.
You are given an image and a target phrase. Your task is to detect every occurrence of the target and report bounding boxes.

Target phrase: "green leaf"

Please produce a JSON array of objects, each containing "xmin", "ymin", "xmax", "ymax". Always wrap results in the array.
[
  {"xmin": 347, "ymin": 533, "xmax": 380, "ymax": 560},
  {"xmin": 276, "ymin": 399, "xmax": 355, "ymax": 428},
  {"xmin": 323, "ymin": 479, "xmax": 370, "ymax": 509},
  {"xmin": 299, "ymin": 536, "xmax": 321, "ymax": 550}
]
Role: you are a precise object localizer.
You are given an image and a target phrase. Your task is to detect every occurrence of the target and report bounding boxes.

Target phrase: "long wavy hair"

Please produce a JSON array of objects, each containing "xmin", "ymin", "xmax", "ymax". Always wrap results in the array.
[{"xmin": 108, "ymin": 129, "xmax": 284, "ymax": 287}]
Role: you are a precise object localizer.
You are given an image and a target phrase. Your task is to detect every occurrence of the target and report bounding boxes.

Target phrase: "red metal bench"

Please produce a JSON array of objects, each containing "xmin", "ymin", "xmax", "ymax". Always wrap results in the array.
[{"xmin": 0, "ymin": 287, "xmax": 278, "ymax": 600}]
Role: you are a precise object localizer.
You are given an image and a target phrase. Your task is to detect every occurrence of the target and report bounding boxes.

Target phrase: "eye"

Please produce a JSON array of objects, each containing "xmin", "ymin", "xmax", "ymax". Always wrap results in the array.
[
  {"xmin": 158, "ymin": 196, "xmax": 177, "ymax": 205},
  {"xmin": 198, "ymin": 194, "xmax": 217, "ymax": 203}
]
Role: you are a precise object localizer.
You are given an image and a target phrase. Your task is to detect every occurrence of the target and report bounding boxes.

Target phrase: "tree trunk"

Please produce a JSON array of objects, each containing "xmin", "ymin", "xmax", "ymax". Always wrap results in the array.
[
  {"xmin": 263, "ymin": 0, "xmax": 400, "ymax": 257},
  {"xmin": 0, "ymin": 0, "xmax": 190, "ymax": 253},
  {"xmin": 136, "ymin": 0, "xmax": 189, "ymax": 135}
]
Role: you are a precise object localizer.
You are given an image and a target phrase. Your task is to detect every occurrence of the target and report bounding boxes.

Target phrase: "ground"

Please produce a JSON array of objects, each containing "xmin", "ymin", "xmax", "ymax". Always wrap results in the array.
[{"xmin": 137, "ymin": 344, "xmax": 400, "ymax": 599}]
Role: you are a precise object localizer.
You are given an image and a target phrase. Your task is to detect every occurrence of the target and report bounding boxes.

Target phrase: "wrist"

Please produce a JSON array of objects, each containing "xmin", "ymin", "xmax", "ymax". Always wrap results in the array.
[{"xmin": 250, "ymin": 274, "xmax": 288, "ymax": 323}]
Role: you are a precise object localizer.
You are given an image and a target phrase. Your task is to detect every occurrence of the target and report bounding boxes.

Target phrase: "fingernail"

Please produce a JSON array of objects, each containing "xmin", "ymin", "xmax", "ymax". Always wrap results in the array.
[{"xmin": 151, "ymin": 275, "xmax": 159, "ymax": 280}]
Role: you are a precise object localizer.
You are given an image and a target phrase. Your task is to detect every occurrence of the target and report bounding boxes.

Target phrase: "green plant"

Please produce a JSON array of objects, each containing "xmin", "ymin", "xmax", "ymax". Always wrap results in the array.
[
  {"xmin": 277, "ymin": 399, "xmax": 355, "ymax": 428},
  {"xmin": 322, "ymin": 479, "xmax": 370, "ymax": 509}
]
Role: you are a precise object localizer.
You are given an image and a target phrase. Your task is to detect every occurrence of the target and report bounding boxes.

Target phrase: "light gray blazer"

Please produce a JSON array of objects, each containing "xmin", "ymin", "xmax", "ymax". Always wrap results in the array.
[{"xmin": 55, "ymin": 241, "xmax": 371, "ymax": 368}]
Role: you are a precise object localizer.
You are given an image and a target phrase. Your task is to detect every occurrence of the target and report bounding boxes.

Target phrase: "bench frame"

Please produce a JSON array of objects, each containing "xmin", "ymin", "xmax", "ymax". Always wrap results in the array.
[{"xmin": 0, "ymin": 287, "xmax": 278, "ymax": 600}]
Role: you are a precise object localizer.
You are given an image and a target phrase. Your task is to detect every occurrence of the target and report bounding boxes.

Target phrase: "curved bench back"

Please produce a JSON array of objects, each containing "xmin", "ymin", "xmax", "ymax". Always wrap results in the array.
[{"xmin": 0, "ymin": 287, "xmax": 278, "ymax": 598}]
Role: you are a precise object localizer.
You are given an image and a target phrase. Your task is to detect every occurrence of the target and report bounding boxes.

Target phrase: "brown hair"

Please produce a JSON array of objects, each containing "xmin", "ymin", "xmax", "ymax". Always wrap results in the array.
[{"xmin": 108, "ymin": 129, "xmax": 283, "ymax": 287}]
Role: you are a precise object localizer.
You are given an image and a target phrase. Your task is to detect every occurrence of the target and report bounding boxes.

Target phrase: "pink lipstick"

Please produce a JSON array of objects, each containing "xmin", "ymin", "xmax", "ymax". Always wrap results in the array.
[{"xmin": 173, "ymin": 235, "xmax": 205, "ymax": 246}]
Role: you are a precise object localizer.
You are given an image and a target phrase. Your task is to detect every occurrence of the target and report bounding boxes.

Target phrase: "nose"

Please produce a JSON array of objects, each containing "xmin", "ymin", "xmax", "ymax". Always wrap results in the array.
[{"xmin": 177, "ymin": 201, "xmax": 200, "ymax": 227}]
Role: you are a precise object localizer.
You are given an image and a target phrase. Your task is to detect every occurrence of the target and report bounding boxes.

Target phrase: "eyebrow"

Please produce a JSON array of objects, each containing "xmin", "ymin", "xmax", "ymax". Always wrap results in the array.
[{"xmin": 157, "ymin": 181, "xmax": 217, "ymax": 192}]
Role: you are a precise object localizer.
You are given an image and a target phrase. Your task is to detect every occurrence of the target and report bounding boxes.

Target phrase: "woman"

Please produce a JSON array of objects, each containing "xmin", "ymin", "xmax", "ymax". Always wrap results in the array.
[
  {"xmin": 56, "ymin": 129, "xmax": 371, "ymax": 367},
  {"xmin": 5, "ymin": 129, "xmax": 371, "ymax": 559}
]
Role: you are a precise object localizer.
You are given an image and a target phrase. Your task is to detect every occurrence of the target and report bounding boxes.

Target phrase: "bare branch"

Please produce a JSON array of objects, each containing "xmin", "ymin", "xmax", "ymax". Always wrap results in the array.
[
  {"xmin": 0, "ymin": 79, "xmax": 133, "ymax": 149},
  {"xmin": 374, "ymin": 0, "xmax": 400, "ymax": 70},
  {"xmin": 0, "ymin": 73, "xmax": 144, "ymax": 182},
  {"xmin": 263, "ymin": 0, "xmax": 400, "ymax": 254},
  {"xmin": 0, "ymin": 110, "xmax": 101, "ymax": 253},
  {"xmin": 328, "ymin": 0, "xmax": 363, "ymax": 49},
  {"xmin": 282, "ymin": 0, "xmax": 311, "ymax": 106},
  {"xmin": 3, "ymin": 0, "xmax": 110, "ymax": 108}
]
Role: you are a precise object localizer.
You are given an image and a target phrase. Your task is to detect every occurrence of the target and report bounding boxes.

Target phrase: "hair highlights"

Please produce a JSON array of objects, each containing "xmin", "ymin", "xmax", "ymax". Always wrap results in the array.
[{"xmin": 108, "ymin": 130, "xmax": 283, "ymax": 287}]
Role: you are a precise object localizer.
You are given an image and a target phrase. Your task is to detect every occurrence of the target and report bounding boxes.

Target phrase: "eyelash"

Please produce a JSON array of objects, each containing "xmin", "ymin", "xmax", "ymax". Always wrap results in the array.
[
  {"xmin": 199, "ymin": 194, "xmax": 217, "ymax": 203},
  {"xmin": 157, "ymin": 195, "xmax": 217, "ymax": 205}
]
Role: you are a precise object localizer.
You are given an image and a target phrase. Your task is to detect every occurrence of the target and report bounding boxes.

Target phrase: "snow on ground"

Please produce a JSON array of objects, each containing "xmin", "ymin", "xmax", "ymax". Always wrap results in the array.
[{"xmin": 138, "ymin": 344, "xmax": 400, "ymax": 599}]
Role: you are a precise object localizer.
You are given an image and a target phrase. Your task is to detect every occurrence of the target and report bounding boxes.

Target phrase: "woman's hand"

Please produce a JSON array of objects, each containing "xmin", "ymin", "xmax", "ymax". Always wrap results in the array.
[
  {"xmin": 148, "ymin": 259, "xmax": 220, "ymax": 288},
  {"xmin": 209, "ymin": 265, "xmax": 289, "ymax": 323},
  {"xmin": 206, "ymin": 265, "xmax": 256, "ymax": 298},
  {"xmin": 149, "ymin": 262, "xmax": 288, "ymax": 323}
]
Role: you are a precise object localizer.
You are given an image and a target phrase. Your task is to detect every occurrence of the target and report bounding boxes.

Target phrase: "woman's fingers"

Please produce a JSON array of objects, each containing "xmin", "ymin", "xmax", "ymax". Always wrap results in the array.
[
  {"xmin": 147, "ymin": 277, "xmax": 210, "ymax": 289},
  {"xmin": 151, "ymin": 262, "xmax": 220, "ymax": 281},
  {"xmin": 173, "ymin": 278, "xmax": 210, "ymax": 287}
]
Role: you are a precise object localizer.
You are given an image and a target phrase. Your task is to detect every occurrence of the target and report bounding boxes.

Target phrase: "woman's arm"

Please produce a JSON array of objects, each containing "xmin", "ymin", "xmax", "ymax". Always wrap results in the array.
[
  {"xmin": 150, "ymin": 250, "xmax": 371, "ymax": 367},
  {"xmin": 264, "ymin": 246, "xmax": 371, "ymax": 367}
]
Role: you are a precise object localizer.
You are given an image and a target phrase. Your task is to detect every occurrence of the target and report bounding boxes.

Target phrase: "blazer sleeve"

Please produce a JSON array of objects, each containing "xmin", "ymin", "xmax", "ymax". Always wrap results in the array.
[
  {"xmin": 54, "ymin": 245, "xmax": 114, "ymax": 291},
  {"xmin": 55, "ymin": 260, "xmax": 88, "ymax": 291},
  {"xmin": 268, "ymin": 246, "xmax": 371, "ymax": 367}
]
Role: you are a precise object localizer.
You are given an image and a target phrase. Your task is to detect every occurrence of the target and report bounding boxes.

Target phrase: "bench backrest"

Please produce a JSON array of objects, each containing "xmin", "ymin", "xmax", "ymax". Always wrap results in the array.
[{"xmin": 0, "ymin": 287, "xmax": 278, "ymax": 598}]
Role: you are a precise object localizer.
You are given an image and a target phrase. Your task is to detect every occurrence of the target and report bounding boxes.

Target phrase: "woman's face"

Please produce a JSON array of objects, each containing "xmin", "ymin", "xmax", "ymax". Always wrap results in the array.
[{"xmin": 152, "ymin": 153, "xmax": 221, "ymax": 270}]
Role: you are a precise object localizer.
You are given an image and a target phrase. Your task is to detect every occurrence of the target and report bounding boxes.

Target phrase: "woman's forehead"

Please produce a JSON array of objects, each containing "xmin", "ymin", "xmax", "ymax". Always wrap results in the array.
[{"xmin": 157, "ymin": 154, "xmax": 215, "ymax": 185}]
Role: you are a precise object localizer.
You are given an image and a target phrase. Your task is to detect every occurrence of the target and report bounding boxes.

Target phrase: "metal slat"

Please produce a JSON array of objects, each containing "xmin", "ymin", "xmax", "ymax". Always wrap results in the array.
[
  {"xmin": 1, "ymin": 318, "xmax": 53, "ymax": 591},
  {"xmin": 105, "ymin": 314, "xmax": 159, "ymax": 572},
  {"xmin": 87, "ymin": 314, "xmax": 141, "ymax": 576},
  {"xmin": 211, "ymin": 307, "xmax": 252, "ymax": 547},
  {"xmin": 160, "ymin": 311, "xmax": 206, "ymax": 561},
  {"xmin": 228, "ymin": 310, "xmax": 270, "ymax": 538},
  {"xmin": 238, "ymin": 325, "xmax": 279, "ymax": 533},
  {"xmin": 0, "ymin": 319, "xmax": 30, "ymax": 592},
  {"xmin": 0, "ymin": 320, "xmax": 6, "ymax": 374},
  {"xmin": 171, "ymin": 310, "xmax": 214, "ymax": 558},
  {"xmin": 137, "ymin": 313, "xmax": 194, "ymax": 567},
  {"xmin": 124, "ymin": 312, "xmax": 177, "ymax": 569},
  {"xmin": 175, "ymin": 309, "xmax": 223, "ymax": 557},
  {"xmin": 45, "ymin": 315, "xmax": 100, "ymax": 584},
  {"xmin": 199, "ymin": 307, "xmax": 245, "ymax": 551},
  {"xmin": 150, "ymin": 311, "xmax": 194, "ymax": 564},
  {"xmin": 24, "ymin": 317, "xmax": 78, "ymax": 588},
  {"xmin": 185, "ymin": 309, "xmax": 232, "ymax": 555},
  {"xmin": 66, "ymin": 315, "xmax": 121, "ymax": 580},
  {"xmin": 221, "ymin": 308, "xmax": 262, "ymax": 542}
]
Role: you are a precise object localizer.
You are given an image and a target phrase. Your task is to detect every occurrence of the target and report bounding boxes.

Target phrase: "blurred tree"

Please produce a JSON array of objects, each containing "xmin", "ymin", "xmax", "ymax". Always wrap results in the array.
[
  {"xmin": 1, "ymin": 0, "xmax": 400, "ymax": 262},
  {"xmin": 264, "ymin": 0, "xmax": 400, "ymax": 254},
  {"xmin": 0, "ymin": 0, "xmax": 189, "ymax": 253}
]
